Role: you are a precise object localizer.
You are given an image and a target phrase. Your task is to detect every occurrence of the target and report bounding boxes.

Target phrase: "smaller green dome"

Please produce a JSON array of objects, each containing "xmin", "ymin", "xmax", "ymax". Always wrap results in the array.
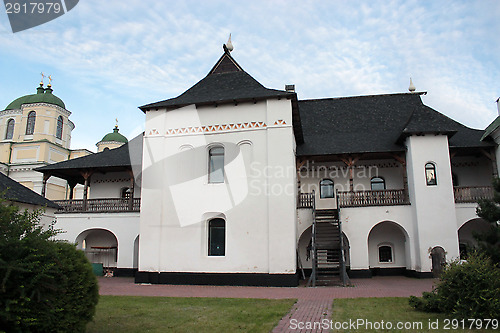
[
  {"xmin": 100, "ymin": 126, "xmax": 128, "ymax": 143},
  {"xmin": 5, "ymin": 84, "xmax": 65, "ymax": 110}
]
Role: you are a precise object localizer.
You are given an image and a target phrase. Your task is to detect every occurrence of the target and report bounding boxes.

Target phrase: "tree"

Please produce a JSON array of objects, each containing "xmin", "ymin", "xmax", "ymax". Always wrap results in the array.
[
  {"xmin": 0, "ymin": 200, "xmax": 99, "ymax": 332},
  {"xmin": 476, "ymin": 177, "xmax": 500, "ymax": 265}
]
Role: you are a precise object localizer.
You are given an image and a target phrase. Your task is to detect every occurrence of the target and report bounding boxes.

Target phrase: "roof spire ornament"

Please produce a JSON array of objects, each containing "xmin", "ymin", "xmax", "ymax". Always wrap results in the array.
[
  {"xmin": 408, "ymin": 77, "xmax": 416, "ymax": 93},
  {"xmin": 223, "ymin": 33, "xmax": 233, "ymax": 53},
  {"xmin": 47, "ymin": 75, "xmax": 53, "ymax": 87},
  {"xmin": 115, "ymin": 118, "xmax": 119, "ymax": 129},
  {"xmin": 40, "ymin": 72, "xmax": 45, "ymax": 85}
]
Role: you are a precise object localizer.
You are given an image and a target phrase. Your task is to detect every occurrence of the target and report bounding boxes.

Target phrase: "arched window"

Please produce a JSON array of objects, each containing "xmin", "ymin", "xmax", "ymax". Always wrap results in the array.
[
  {"xmin": 425, "ymin": 163, "xmax": 437, "ymax": 186},
  {"xmin": 208, "ymin": 147, "xmax": 224, "ymax": 183},
  {"xmin": 378, "ymin": 245, "xmax": 393, "ymax": 263},
  {"xmin": 56, "ymin": 116, "xmax": 63, "ymax": 139},
  {"xmin": 371, "ymin": 177, "xmax": 386, "ymax": 190},
  {"xmin": 120, "ymin": 187, "xmax": 131, "ymax": 199},
  {"xmin": 208, "ymin": 218, "xmax": 225, "ymax": 256},
  {"xmin": 26, "ymin": 111, "xmax": 36, "ymax": 135},
  {"xmin": 320, "ymin": 179, "xmax": 334, "ymax": 198},
  {"xmin": 5, "ymin": 119, "xmax": 14, "ymax": 140}
]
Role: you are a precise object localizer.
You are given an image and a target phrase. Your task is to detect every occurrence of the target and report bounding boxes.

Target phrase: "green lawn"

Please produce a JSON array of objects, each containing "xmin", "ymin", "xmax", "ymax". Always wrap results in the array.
[
  {"xmin": 86, "ymin": 296, "xmax": 295, "ymax": 333},
  {"xmin": 332, "ymin": 298, "xmax": 495, "ymax": 332}
]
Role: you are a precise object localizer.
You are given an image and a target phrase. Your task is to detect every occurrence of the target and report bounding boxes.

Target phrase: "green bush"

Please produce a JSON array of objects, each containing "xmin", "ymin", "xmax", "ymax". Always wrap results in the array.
[
  {"xmin": 0, "ymin": 203, "xmax": 99, "ymax": 332},
  {"xmin": 409, "ymin": 291, "xmax": 440, "ymax": 313},
  {"xmin": 410, "ymin": 252, "xmax": 500, "ymax": 319}
]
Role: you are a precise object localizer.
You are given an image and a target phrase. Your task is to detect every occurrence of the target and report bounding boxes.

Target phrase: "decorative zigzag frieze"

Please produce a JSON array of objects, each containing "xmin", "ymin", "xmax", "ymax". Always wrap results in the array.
[{"xmin": 147, "ymin": 119, "xmax": 288, "ymax": 137}]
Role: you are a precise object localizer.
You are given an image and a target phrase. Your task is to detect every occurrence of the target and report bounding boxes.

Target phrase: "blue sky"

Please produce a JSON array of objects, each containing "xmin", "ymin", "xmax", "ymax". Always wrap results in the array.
[{"xmin": 0, "ymin": 0, "xmax": 499, "ymax": 151}]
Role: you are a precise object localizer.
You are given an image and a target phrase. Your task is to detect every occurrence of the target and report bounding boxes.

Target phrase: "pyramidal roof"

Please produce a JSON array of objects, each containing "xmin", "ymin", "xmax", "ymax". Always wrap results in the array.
[{"xmin": 139, "ymin": 50, "xmax": 295, "ymax": 111}]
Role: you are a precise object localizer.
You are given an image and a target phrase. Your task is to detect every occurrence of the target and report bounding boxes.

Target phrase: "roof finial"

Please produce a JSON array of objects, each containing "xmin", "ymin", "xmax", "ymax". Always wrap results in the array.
[
  {"xmin": 223, "ymin": 33, "xmax": 233, "ymax": 53},
  {"xmin": 47, "ymin": 75, "xmax": 52, "ymax": 87},
  {"xmin": 40, "ymin": 72, "xmax": 45, "ymax": 86},
  {"xmin": 408, "ymin": 77, "xmax": 416, "ymax": 93},
  {"xmin": 115, "ymin": 118, "xmax": 119, "ymax": 129}
]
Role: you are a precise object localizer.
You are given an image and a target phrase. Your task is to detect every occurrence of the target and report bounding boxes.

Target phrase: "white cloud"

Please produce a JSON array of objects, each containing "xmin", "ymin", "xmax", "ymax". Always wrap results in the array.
[{"xmin": 0, "ymin": 0, "xmax": 499, "ymax": 150}]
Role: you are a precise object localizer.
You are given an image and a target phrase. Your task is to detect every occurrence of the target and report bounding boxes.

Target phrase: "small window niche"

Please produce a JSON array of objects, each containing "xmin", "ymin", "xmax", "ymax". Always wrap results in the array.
[
  {"xmin": 208, "ymin": 146, "xmax": 224, "ymax": 183},
  {"xmin": 56, "ymin": 116, "xmax": 63, "ymax": 139},
  {"xmin": 371, "ymin": 177, "xmax": 386, "ymax": 191},
  {"xmin": 378, "ymin": 245, "xmax": 393, "ymax": 263},
  {"xmin": 26, "ymin": 111, "xmax": 36, "ymax": 135},
  {"xmin": 208, "ymin": 218, "xmax": 225, "ymax": 256},
  {"xmin": 319, "ymin": 179, "xmax": 334, "ymax": 198},
  {"xmin": 5, "ymin": 119, "xmax": 14, "ymax": 140},
  {"xmin": 425, "ymin": 163, "xmax": 437, "ymax": 186}
]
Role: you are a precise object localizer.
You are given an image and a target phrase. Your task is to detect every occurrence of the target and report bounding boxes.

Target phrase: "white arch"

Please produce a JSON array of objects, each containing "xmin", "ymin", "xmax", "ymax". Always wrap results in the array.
[{"xmin": 367, "ymin": 221, "xmax": 410, "ymax": 270}]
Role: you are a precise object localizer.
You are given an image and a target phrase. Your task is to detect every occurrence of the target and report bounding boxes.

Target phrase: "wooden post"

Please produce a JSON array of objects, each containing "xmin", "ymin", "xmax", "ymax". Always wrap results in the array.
[
  {"xmin": 41, "ymin": 173, "xmax": 51, "ymax": 198},
  {"xmin": 81, "ymin": 171, "xmax": 93, "ymax": 211},
  {"xmin": 127, "ymin": 170, "xmax": 135, "ymax": 211},
  {"xmin": 392, "ymin": 153, "xmax": 409, "ymax": 202},
  {"xmin": 481, "ymin": 149, "xmax": 498, "ymax": 179},
  {"xmin": 341, "ymin": 155, "xmax": 360, "ymax": 192},
  {"xmin": 68, "ymin": 180, "xmax": 77, "ymax": 200}
]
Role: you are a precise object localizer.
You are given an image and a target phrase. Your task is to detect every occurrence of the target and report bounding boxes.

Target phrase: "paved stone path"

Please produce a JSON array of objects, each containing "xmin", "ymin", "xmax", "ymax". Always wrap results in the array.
[{"xmin": 98, "ymin": 276, "xmax": 435, "ymax": 332}]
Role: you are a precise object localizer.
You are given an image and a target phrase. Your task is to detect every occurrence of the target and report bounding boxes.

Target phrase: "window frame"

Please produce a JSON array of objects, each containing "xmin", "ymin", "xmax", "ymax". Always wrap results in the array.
[
  {"xmin": 208, "ymin": 146, "xmax": 225, "ymax": 184},
  {"xmin": 208, "ymin": 218, "xmax": 225, "ymax": 256},
  {"xmin": 319, "ymin": 179, "xmax": 334, "ymax": 199},
  {"xmin": 120, "ymin": 187, "xmax": 131, "ymax": 199},
  {"xmin": 370, "ymin": 176, "xmax": 386, "ymax": 191},
  {"xmin": 425, "ymin": 162, "xmax": 437, "ymax": 186},
  {"xmin": 5, "ymin": 118, "xmax": 14, "ymax": 140},
  {"xmin": 26, "ymin": 111, "xmax": 36, "ymax": 135},
  {"xmin": 378, "ymin": 244, "xmax": 393, "ymax": 263},
  {"xmin": 56, "ymin": 115, "xmax": 63, "ymax": 139}
]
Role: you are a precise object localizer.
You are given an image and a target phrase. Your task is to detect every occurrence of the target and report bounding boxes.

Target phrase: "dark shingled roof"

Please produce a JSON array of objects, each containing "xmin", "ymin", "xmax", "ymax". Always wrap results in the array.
[
  {"xmin": 139, "ymin": 51, "xmax": 295, "ymax": 111},
  {"xmin": 0, "ymin": 173, "xmax": 59, "ymax": 208},
  {"xmin": 481, "ymin": 115, "xmax": 500, "ymax": 141},
  {"xmin": 139, "ymin": 50, "xmax": 304, "ymax": 143},
  {"xmin": 296, "ymin": 93, "xmax": 493, "ymax": 157},
  {"xmin": 35, "ymin": 134, "xmax": 143, "ymax": 184}
]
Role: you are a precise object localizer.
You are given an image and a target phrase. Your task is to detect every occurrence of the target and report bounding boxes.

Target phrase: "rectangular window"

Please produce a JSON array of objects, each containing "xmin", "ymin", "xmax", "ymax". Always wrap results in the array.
[
  {"xmin": 208, "ymin": 147, "xmax": 224, "ymax": 183},
  {"xmin": 208, "ymin": 219, "xmax": 225, "ymax": 256},
  {"xmin": 425, "ymin": 163, "xmax": 437, "ymax": 186}
]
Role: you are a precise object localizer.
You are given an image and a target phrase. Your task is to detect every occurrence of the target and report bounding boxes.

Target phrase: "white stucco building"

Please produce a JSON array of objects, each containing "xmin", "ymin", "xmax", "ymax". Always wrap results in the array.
[{"xmin": 34, "ymin": 45, "xmax": 498, "ymax": 286}]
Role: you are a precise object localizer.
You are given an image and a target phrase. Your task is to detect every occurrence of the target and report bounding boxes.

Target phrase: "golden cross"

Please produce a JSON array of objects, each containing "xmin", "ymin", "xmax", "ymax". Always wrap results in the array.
[
  {"xmin": 40, "ymin": 72, "xmax": 45, "ymax": 84},
  {"xmin": 48, "ymin": 75, "xmax": 53, "ymax": 85}
]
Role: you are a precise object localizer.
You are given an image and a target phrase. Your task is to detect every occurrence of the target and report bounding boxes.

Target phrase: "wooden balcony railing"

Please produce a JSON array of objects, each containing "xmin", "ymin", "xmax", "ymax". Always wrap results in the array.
[
  {"xmin": 454, "ymin": 186, "xmax": 493, "ymax": 203},
  {"xmin": 298, "ymin": 192, "xmax": 315, "ymax": 208},
  {"xmin": 53, "ymin": 198, "xmax": 141, "ymax": 213},
  {"xmin": 338, "ymin": 189, "xmax": 410, "ymax": 208}
]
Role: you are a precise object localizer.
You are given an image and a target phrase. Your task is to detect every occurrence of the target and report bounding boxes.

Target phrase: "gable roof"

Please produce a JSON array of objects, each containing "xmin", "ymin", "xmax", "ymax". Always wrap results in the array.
[
  {"xmin": 139, "ymin": 50, "xmax": 304, "ymax": 143},
  {"xmin": 0, "ymin": 173, "xmax": 59, "ymax": 208},
  {"xmin": 139, "ymin": 51, "xmax": 295, "ymax": 111},
  {"xmin": 35, "ymin": 133, "xmax": 143, "ymax": 184},
  {"xmin": 296, "ymin": 93, "xmax": 493, "ymax": 157}
]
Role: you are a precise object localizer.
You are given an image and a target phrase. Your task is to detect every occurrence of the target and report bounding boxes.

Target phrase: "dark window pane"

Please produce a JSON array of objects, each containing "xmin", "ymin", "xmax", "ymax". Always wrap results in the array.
[
  {"xmin": 5, "ymin": 119, "xmax": 14, "ymax": 140},
  {"xmin": 379, "ymin": 246, "xmax": 392, "ymax": 263},
  {"xmin": 56, "ymin": 116, "xmax": 63, "ymax": 139},
  {"xmin": 209, "ymin": 219, "xmax": 225, "ymax": 256},
  {"xmin": 26, "ymin": 111, "xmax": 36, "ymax": 135}
]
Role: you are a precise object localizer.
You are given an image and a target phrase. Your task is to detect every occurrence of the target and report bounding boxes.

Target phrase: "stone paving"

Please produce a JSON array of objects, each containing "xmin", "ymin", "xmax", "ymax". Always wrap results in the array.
[{"xmin": 98, "ymin": 276, "xmax": 436, "ymax": 332}]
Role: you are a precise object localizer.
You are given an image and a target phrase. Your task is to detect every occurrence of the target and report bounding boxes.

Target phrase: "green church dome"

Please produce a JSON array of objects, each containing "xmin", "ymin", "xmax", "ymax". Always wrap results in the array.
[
  {"xmin": 100, "ymin": 126, "xmax": 128, "ymax": 143},
  {"xmin": 5, "ymin": 84, "xmax": 65, "ymax": 110}
]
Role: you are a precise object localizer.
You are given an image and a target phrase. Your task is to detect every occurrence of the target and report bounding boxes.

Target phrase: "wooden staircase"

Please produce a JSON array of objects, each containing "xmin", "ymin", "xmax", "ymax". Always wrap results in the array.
[{"xmin": 308, "ymin": 209, "xmax": 349, "ymax": 287}]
